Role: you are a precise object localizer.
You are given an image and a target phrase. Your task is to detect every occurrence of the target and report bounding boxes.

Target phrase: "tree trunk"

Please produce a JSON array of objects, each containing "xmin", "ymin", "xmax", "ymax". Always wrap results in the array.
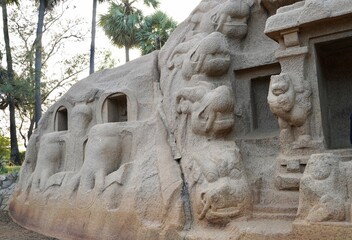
[
  {"xmin": 27, "ymin": 114, "xmax": 35, "ymax": 142},
  {"xmin": 125, "ymin": 46, "xmax": 130, "ymax": 62},
  {"xmin": 34, "ymin": 0, "xmax": 45, "ymax": 127},
  {"xmin": 89, "ymin": 0, "xmax": 97, "ymax": 75},
  {"xmin": 1, "ymin": 0, "xmax": 21, "ymax": 165}
]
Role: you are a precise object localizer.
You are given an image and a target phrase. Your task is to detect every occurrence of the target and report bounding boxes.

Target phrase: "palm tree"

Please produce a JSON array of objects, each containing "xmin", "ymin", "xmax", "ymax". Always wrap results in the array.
[
  {"xmin": 34, "ymin": 0, "xmax": 63, "ymax": 127},
  {"xmin": 1, "ymin": 0, "xmax": 21, "ymax": 165},
  {"xmin": 99, "ymin": 0, "xmax": 160, "ymax": 63},
  {"xmin": 137, "ymin": 10, "xmax": 177, "ymax": 55},
  {"xmin": 90, "ymin": 0, "xmax": 106, "ymax": 75}
]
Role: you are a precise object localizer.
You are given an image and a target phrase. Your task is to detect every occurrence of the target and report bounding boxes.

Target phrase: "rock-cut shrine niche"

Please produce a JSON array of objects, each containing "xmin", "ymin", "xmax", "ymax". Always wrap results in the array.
[
  {"xmin": 251, "ymin": 76, "xmax": 279, "ymax": 133},
  {"xmin": 316, "ymin": 36, "xmax": 352, "ymax": 149},
  {"xmin": 55, "ymin": 106, "xmax": 68, "ymax": 131},
  {"xmin": 103, "ymin": 93, "xmax": 128, "ymax": 123}
]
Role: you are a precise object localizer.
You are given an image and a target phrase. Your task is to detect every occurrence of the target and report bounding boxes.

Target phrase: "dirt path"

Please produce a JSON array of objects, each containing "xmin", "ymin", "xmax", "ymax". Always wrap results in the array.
[{"xmin": 0, "ymin": 211, "xmax": 56, "ymax": 240}]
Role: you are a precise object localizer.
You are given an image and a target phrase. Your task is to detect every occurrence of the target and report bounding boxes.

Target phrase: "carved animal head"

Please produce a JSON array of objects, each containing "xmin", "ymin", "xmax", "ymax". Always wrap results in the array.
[
  {"xmin": 191, "ymin": 85, "xmax": 234, "ymax": 136},
  {"xmin": 198, "ymin": 177, "xmax": 250, "ymax": 223},
  {"xmin": 183, "ymin": 32, "xmax": 231, "ymax": 77},
  {"xmin": 268, "ymin": 74, "xmax": 296, "ymax": 112},
  {"xmin": 270, "ymin": 74, "xmax": 290, "ymax": 96},
  {"xmin": 306, "ymin": 153, "xmax": 339, "ymax": 181},
  {"xmin": 212, "ymin": 0, "xmax": 253, "ymax": 38}
]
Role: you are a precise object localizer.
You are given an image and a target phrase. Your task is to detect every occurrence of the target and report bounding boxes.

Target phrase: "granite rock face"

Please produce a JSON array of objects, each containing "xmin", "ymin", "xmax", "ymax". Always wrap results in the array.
[
  {"xmin": 0, "ymin": 173, "xmax": 18, "ymax": 210},
  {"xmin": 9, "ymin": 0, "xmax": 352, "ymax": 239}
]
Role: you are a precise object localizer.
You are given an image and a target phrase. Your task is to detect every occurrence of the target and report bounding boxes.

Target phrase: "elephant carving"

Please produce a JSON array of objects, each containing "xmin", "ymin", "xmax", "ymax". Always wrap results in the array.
[
  {"xmin": 26, "ymin": 132, "xmax": 66, "ymax": 192},
  {"xmin": 65, "ymin": 123, "xmax": 133, "ymax": 207}
]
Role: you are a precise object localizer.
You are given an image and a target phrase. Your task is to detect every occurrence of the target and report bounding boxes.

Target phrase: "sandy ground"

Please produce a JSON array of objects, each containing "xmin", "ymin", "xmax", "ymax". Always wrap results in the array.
[{"xmin": 0, "ymin": 211, "xmax": 56, "ymax": 240}]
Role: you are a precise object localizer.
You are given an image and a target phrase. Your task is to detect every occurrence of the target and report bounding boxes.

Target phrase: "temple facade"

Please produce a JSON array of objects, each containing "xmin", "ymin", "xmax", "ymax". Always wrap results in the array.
[{"xmin": 9, "ymin": 0, "xmax": 352, "ymax": 239}]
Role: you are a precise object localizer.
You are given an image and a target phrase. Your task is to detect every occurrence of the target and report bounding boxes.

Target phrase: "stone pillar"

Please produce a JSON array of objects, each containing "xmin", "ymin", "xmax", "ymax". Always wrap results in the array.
[{"xmin": 267, "ymin": 28, "xmax": 315, "ymax": 190}]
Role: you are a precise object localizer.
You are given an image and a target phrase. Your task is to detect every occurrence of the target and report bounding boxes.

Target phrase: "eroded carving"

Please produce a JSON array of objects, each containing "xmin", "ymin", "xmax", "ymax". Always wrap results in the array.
[
  {"xmin": 211, "ymin": 0, "xmax": 252, "ymax": 38},
  {"xmin": 170, "ymin": 7, "xmax": 253, "ymax": 224},
  {"xmin": 297, "ymin": 153, "xmax": 346, "ymax": 222},
  {"xmin": 10, "ymin": 0, "xmax": 352, "ymax": 239},
  {"xmin": 177, "ymin": 82, "xmax": 234, "ymax": 136},
  {"xmin": 193, "ymin": 144, "xmax": 251, "ymax": 224},
  {"xmin": 268, "ymin": 73, "xmax": 312, "ymax": 149},
  {"xmin": 44, "ymin": 104, "xmax": 93, "ymax": 191},
  {"xmin": 26, "ymin": 132, "xmax": 66, "ymax": 192},
  {"xmin": 66, "ymin": 124, "xmax": 133, "ymax": 202},
  {"xmin": 181, "ymin": 32, "xmax": 231, "ymax": 79},
  {"xmin": 167, "ymin": 0, "xmax": 252, "ymax": 71},
  {"xmin": 261, "ymin": 0, "xmax": 303, "ymax": 15}
]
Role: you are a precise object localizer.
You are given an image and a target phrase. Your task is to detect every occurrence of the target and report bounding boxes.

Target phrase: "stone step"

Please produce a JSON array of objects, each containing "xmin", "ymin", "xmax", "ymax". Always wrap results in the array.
[
  {"xmin": 258, "ymin": 189, "xmax": 299, "ymax": 207},
  {"xmin": 235, "ymin": 134, "xmax": 280, "ymax": 158},
  {"xmin": 327, "ymin": 148, "xmax": 352, "ymax": 156},
  {"xmin": 275, "ymin": 173, "xmax": 302, "ymax": 190},
  {"xmin": 252, "ymin": 212, "xmax": 296, "ymax": 221},
  {"xmin": 328, "ymin": 150, "xmax": 352, "ymax": 162},
  {"xmin": 252, "ymin": 204, "xmax": 298, "ymax": 221},
  {"xmin": 253, "ymin": 204, "xmax": 297, "ymax": 214}
]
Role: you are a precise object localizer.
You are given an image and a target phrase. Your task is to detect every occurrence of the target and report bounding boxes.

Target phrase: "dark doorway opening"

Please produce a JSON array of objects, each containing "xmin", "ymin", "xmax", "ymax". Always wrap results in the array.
[
  {"xmin": 251, "ymin": 76, "xmax": 279, "ymax": 133},
  {"xmin": 56, "ymin": 106, "xmax": 68, "ymax": 131},
  {"xmin": 106, "ymin": 93, "xmax": 128, "ymax": 123},
  {"xmin": 316, "ymin": 37, "xmax": 352, "ymax": 149}
]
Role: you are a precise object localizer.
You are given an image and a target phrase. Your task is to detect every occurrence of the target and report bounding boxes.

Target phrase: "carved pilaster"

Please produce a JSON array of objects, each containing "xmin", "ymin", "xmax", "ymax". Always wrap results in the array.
[{"xmin": 267, "ymin": 28, "xmax": 315, "ymax": 190}]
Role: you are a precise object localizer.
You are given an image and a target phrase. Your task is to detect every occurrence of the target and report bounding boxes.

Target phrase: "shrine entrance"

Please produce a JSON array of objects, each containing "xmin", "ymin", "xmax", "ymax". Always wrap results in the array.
[{"xmin": 316, "ymin": 36, "xmax": 352, "ymax": 149}]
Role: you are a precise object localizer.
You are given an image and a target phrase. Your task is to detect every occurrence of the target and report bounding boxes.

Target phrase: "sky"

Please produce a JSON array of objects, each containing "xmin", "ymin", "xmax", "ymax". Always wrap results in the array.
[{"xmin": 66, "ymin": 0, "xmax": 202, "ymax": 67}]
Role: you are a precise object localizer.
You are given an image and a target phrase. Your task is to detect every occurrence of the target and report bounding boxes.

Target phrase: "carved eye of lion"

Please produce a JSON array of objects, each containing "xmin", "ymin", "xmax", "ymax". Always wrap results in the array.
[
  {"xmin": 229, "ymin": 168, "xmax": 242, "ymax": 179},
  {"xmin": 212, "ymin": 193, "xmax": 219, "ymax": 203},
  {"xmin": 206, "ymin": 172, "xmax": 218, "ymax": 183}
]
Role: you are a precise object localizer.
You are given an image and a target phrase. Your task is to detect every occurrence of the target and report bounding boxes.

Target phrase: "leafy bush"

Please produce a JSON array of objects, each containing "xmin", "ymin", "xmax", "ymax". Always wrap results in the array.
[
  {"xmin": 19, "ymin": 151, "xmax": 26, "ymax": 164},
  {"xmin": 0, "ymin": 164, "xmax": 20, "ymax": 174},
  {"xmin": 0, "ymin": 135, "xmax": 16, "ymax": 174},
  {"xmin": 0, "ymin": 135, "xmax": 11, "ymax": 170},
  {"xmin": 0, "ymin": 135, "xmax": 10, "ymax": 161}
]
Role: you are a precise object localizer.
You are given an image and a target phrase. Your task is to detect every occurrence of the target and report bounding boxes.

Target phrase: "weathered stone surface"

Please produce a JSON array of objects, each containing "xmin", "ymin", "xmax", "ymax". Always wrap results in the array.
[
  {"xmin": 261, "ymin": 0, "xmax": 303, "ymax": 15},
  {"xmin": 0, "ymin": 173, "xmax": 18, "ymax": 211},
  {"xmin": 298, "ymin": 153, "xmax": 346, "ymax": 223},
  {"xmin": 9, "ymin": 0, "xmax": 352, "ymax": 239}
]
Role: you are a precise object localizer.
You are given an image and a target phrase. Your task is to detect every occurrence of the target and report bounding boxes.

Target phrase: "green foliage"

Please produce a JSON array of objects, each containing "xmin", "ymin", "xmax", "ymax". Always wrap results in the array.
[
  {"xmin": 19, "ymin": 150, "xmax": 25, "ymax": 163},
  {"xmin": 0, "ymin": 134, "xmax": 16, "ymax": 173},
  {"xmin": 100, "ymin": 2, "xmax": 143, "ymax": 49},
  {"xmin": 0, "ymin": 135, "xmax": 10, "ymax": 162},
  {"xmin": 0, "ymin": 67, "xmax": 8, "ymax": 109},
  {"xmin": 142, "ymin": 0, "xmax": 160, "ymax": 9},
  {"xmin": 0, "ymin": 164, "xmax": 20, "ymax": 174},
  {"xmin": 99, "ymin": 0, "xmax": 160, "ymax": 61},
  {"xmin": 0, "ymin": 135, "xmax": 24, "ymax": 168},
  {"xmin": 137, "ymin": 10, "xmax": 177, "ymax": 55},
  {"xmin": 97, "ymin": 50, "xmax": 117, "ymax": 71},
  {"xmin": 0, "ymin": 68, "xmax": 34, "ymax": 111},
  {"xmin": 34, "ymin": 0, "xmax": 63, "ymax": 11},
  {"xmin": 3, "ymin": 0, "xmax": 19, "ymax": 6}
]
